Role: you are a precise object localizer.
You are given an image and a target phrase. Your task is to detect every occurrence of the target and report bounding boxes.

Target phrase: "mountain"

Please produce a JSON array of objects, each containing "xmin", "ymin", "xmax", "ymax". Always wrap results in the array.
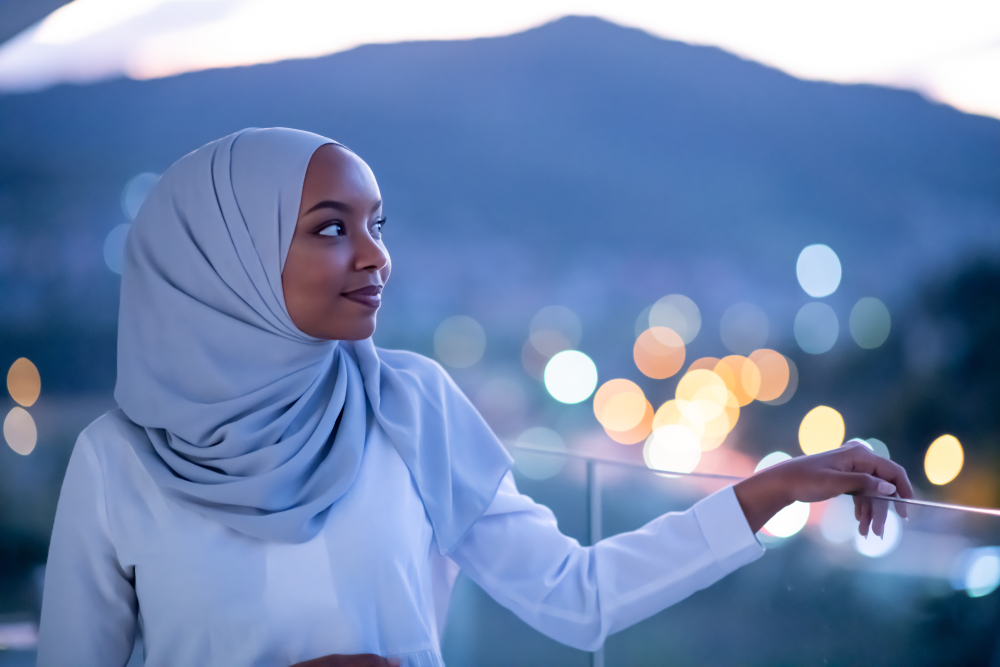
[{"xmin": 1, "ymin": 15, "xmax": 999, "ymax": 393}]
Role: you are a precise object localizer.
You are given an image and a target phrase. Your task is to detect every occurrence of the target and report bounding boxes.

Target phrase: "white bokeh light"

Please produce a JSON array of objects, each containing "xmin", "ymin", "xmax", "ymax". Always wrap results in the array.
[
  {"xmin": 543, "ymin": 350, "xmax": 597, "ymax": 404},
  {"xmin": 754, "ymin": 451, "xmax": 791, "ymax": 473},
  {"xmin": 820, "ymin": 495, "xmax": 857, "ymax": 544},
  {"xmin": 849, "ymin": 297, "xmax": 891, "ymax": 349},
  {"xmin": 794, "ymin": 302, "xmax": 839, "ymax": 354},
  {"xmin": 121, "ymin": 171, "xmax": 160, "ymax": 220},
  {"xmin": 763, "ymin": 501, "xmax": 810, "ymax": 538},
  {"xmin": 433, "ymin": 315, "xmax": 486, "ymax": 368},
  {"xmin": 513, "ymin": 426, "xmax": 566, "ymax": 480},
  {"xmin": 965, "ymin": 549, "xmax": 1000, "ymax": 598},
  {"xmin": 796, "ymin": 244, "xmax": 842, "ymax": 298},
  {"xmin": 854, "ymin": 510, "xmax": 902, "ymax": 558},
  {"xmin": 103, "ymin": 223, "xmax": 131, "ymax": 274},
  {"xmin": 643, "ymin": 425, "xmax": 701, "ymax": 474},
  {"xmin": 648, "ymin": 294, "xmax": 701, "ymax": 345}
]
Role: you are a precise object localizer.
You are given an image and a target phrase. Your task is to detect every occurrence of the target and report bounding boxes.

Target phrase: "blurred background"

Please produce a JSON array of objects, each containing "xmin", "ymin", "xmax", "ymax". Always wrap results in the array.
[{"xmin": 1, "ymin": 1, "xmax": 999, "ymax": 665}]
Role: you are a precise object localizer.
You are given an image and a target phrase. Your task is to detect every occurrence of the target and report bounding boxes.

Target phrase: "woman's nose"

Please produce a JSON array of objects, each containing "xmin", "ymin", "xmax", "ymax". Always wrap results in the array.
[{"xmin": 353, "ymin": 231, "xmax": 389, "ymax": 272}]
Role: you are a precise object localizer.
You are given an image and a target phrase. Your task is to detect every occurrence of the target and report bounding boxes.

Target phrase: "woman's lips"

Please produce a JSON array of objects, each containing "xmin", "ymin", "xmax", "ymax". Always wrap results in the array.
[{"xmin": 342, "ymin": 284, "xmax": 382, "ymax": 308}]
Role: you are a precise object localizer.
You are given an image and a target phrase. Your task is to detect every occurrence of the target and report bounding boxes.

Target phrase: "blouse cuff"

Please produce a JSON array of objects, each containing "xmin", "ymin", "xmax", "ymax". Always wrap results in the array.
[{"xmin": 692, "ymin": 484, "xmax": 766, "ymax": 573}]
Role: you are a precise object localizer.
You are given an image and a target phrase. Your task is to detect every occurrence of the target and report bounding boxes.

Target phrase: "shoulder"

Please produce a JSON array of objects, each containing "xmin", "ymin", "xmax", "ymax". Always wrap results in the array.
[
  {"xmin": 375, "ymin": 347, "xmax": 453, "ymax": 387},
  {"xmin": 70, "ymin": 410, "xmax": 143, "ymax": 477}
]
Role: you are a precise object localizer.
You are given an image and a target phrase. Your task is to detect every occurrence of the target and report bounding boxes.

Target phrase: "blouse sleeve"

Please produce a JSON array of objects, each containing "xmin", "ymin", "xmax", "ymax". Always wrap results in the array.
[
  {"xmin": 36, "ymin": 431, "xmax": 139, "ymax": 667},
  {"xmin": 447, "ymin": 471, "xmax": 765, "ymax": 652}
]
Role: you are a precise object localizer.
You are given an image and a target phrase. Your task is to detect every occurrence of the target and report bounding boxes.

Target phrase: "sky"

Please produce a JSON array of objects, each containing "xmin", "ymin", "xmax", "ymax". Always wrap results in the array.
[{"xmin": 0, "ymin": 0, "xmax": 998, "ymax": 120}]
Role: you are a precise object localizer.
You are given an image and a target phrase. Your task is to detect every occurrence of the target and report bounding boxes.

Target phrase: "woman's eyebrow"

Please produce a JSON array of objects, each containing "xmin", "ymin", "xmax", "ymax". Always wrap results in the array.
[
  {"xmin": 304, "ymin": 199, "xmax": 383, "ymax": 215},
  {"xmin": 305, "ymin": 200, "xmax": 351, "ymax": 215}
]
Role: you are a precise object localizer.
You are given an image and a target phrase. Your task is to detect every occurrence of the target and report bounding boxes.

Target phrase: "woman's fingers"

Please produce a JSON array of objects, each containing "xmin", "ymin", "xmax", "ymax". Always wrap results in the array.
[
  {"xmin": 836, "ymin": 471, "xmax": 895, "ymax": 537},
  {"xmin": 837, "ymin": 443, "xmax": 913, "ymax": 519}
]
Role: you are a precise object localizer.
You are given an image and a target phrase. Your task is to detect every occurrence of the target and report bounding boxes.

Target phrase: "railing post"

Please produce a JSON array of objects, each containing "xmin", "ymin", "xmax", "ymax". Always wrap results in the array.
[{"xmin": 587, "ymin": 459, "xmax": 605, "ymax": 667}]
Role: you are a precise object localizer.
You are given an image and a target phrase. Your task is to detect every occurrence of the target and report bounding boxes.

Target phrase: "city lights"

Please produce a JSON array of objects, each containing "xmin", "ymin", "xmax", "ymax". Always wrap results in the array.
[
  {"xmin": 434, "ymin": 315, "xmax": 486, "ymax": 368},
  {"xmin": 794, "ymin": 302, "xmax": 839, "ymax": 354},
  {"xmin": 543, "ymin": 350, "xmax": 598, "ymax": 404},
  {"xmin": 796, "ymin": 244, "xmax": 842, "ymax": 297},
  {"xmin": 924, "ymin": 434, "xmax": 964, "ymax": 485},
  {"xmin": 6, "ymin": 358, "xmax": 41, "ymax": 407},
  {"xmin": 798, "ymin": 406, "xmax": 845, "ymax": 455}
]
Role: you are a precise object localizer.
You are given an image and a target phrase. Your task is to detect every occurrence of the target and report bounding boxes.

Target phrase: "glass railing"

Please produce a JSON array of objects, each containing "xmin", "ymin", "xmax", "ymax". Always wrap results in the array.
[{"xmin": 440, "ymin": 445, "xmax": 1000, "ymax": 666}]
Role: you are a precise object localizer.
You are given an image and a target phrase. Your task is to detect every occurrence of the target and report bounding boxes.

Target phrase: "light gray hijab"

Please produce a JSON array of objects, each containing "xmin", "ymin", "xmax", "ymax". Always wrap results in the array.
[{"xmin": 112, "ymin": 127, "xmax": 512, "ymax": 549}]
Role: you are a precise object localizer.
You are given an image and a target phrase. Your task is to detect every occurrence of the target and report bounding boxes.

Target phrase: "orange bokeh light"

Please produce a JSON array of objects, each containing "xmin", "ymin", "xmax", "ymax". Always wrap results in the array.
[
  {"xmin": 593, "ymin": 379, "xmax": 647, "ymax": 432},
  {"xmin": 748, "ymin": 349, "xmax": 790, "ymax": 402},
  {"xmin": 633, "ymin": 326, "xmax": 685, "ymax": 379},
  {"xmin": 605, "ymin": 399, "xmax": 654, "ymax": 444},
  {"xmin": 713, "ymin": 355, "xmax": 761, "ymax": 406},
  {"xmin": 687, "ymin": 357, "xmax": 720, "ymax": 373}
]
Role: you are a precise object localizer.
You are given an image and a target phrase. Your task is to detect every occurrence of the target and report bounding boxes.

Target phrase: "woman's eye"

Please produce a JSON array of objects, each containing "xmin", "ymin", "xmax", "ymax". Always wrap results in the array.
[
  {"xmin": 317, "ymin": 223, "xmax": 344, "ymax": 237},
  {"xmin": 371, "ymin": 217, "xmax": 386, "ymax": 239}
]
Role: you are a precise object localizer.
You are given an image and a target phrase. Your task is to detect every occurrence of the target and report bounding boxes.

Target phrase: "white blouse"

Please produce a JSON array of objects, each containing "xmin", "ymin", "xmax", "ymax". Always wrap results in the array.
[{"xmin": 37, "ymin": 411, "xmax": 765, "ymax": 667}]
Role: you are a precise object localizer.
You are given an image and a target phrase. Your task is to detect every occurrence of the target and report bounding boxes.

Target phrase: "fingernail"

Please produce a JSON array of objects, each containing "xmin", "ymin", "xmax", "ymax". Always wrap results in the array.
[
  {"xmin": 877, "ymin": 481, "xmax": 896, "ymax": 496},
  {"xmin": 388, "ymin": 658, "xmax": 401, "ymax": 666}
]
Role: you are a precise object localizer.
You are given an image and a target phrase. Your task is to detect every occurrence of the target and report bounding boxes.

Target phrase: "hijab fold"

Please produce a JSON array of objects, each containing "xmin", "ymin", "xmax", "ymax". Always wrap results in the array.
[{"xmin": 113, "ymin": 128, "xmax": 512, "ymax": 550}]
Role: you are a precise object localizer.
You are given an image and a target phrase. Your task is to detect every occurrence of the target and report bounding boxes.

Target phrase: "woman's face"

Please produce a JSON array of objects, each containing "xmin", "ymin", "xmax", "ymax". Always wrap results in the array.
[{"xmin": 282, "ymin": 144, "xmax": 390, "ymax": 340}]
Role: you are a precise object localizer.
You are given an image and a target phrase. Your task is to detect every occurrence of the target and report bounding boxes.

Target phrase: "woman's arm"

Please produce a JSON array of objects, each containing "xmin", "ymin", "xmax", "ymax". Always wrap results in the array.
[
  {"xmin": 447, "ymin": 470, "xmax": 764, "ymax": 652},
  {"xmin": 448, "ymin": 442, "xmax": 913, "ymax": 652},
  {"xmin": 36, "ymin": 433, "xmax": 139, "ymax": 667}
]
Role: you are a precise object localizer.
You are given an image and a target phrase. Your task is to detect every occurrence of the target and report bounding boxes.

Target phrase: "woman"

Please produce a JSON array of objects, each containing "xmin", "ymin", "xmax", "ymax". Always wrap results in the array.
[{"xmin": 36, "ymin": 128, "xmax": 913, "ymax": 667}]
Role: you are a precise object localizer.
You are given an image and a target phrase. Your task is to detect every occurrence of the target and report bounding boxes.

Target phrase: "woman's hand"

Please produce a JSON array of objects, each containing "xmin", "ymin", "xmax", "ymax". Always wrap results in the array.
[
  {"xmin": 734, "ymin": 439, "xmax": 914, "ymax": 537},
  {"xmin": 291, "ymin": 655, "xmax": 400, "ymax": 667}
]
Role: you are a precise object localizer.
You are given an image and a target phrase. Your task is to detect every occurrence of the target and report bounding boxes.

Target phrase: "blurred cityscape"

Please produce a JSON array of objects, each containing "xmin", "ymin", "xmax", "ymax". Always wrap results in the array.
[{"xmin": 1, "ymin": 12, "xmax": 999, "ymax": 666}]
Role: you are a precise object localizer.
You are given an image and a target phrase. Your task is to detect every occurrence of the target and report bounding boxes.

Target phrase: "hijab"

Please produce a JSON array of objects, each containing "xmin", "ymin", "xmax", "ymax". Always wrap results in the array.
[{"xmin": 112, "ymin": 127, "xmax": 512, "ymax": 550}]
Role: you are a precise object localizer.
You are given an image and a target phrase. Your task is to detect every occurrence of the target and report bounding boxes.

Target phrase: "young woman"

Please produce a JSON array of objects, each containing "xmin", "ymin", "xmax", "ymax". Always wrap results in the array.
[{"xmin": 36, "ymin": 128, "xmax": 913, "ymax": 667}]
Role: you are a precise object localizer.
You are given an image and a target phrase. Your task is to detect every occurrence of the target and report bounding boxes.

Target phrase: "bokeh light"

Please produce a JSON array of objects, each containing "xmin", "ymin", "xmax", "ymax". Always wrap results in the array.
[
  {"xmin": 849, "ymin": 297, "xmax": 891, "ymax": 349},
  {"xmin": 865, "ymin": 437, "xmax": 891, "ymax": 460},
  {"xmin": 7, "ymin": 357, "xmax": 41, "ymax": 407},
  {"xmin": 796, "ymin": 244, "xmax": 842, "ymax": 297},
  {"xmin": 754, "ymin": 451, "xmax": 792, "ymax": 473},
  {"xmin": 103, "ymin": 223, "xmax": 131, "ymax": 274},
  {"xmin": 798, "ymin": 405, "xmax": 845, "ymax": 455},
  {"xmin": 687, "ymin": 357, "xmax": 720, "ymax": 373},
  {"xmin": 604, "ymin": 398, "xmax": 654, "ymax": 445},
  {"xmin": 529, "ymin": 305, "xmax": 582, "ymax": 357},
  {"xmin": 761, "ymin": 356, "xmax": 798, "ymax": 406},
  {"xmin": 952, "ymin": 547, "xmax": 1000, "ymax": 598},
  {"xmin": 748, "ymin": 349, "xmax": 789, "ymax": 402},
  {"xmin": 512, "ymin": 426, "xmax": 566, "ymax": 480},
  {"xmin": 713, "ymin": 355, "xmax": 761, "ymax": 406},
  {"xmin": 820, "ymin": 495, "xmax": 857, "ymax": 544},
  {"xmin": 854, "ymin": 511, "xmax": 902, "ymax": 558},
  {"xmin": 673, "ymin": 369, "xmax": 739, "ymax": 450},
  {"xmin": 763, "ymin": 501, "xmax": 810, "ymax": 538},
  {"xmin": 521, "ymin": 339, "xmax": 548, "ymax": 381},
  {"xmin": 434, "ymin": 315, "xmax": 486, "ymax": 368},
  {"xmin": 3, "ymin": 407, "xmax": 37, "ymax": 455},
  {"xmin": 593, "ymin": 378, "xmax": 646, "ymax": 430},
  {"xmin": 543, "ymin": 350, "xmax": 598, "ymax": 404},
  {"xmin": 643, "ymin": 425, "xmax": 702, "ymax": 474},
  {"xmin": 794, "ymin": 302, "xmax": 839, "ymax": 354},
  {"xmin": 121, "ymin": 171, "xmax": 160, "ymax": 220},
  {"xmin": 648, "ymin": 294, "xmax": 701, "ymax": 344},
  {"xmin": 719, "ymin": 302, "xmax": 769, "ymax": 354},
  {"xmin": 633, "ymin": 326, "xmax": 685, "ymax": 379},
  {"xmin": 652, "ymin": 400, "xmax": 702, "ymax": 436},
  {"xmin": 924, "ymin": 434, "xmax": 964, "ymax": 485},
  {"xmin": 634, "ymin": 304, "xmax": 652, "ymax": 338}
]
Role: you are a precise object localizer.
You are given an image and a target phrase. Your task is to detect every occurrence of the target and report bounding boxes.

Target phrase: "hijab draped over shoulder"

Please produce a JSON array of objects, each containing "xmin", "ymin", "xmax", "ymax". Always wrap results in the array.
[{"xmin": 112, "ymin": 127, "xmax": 512, "ymax": 550}]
